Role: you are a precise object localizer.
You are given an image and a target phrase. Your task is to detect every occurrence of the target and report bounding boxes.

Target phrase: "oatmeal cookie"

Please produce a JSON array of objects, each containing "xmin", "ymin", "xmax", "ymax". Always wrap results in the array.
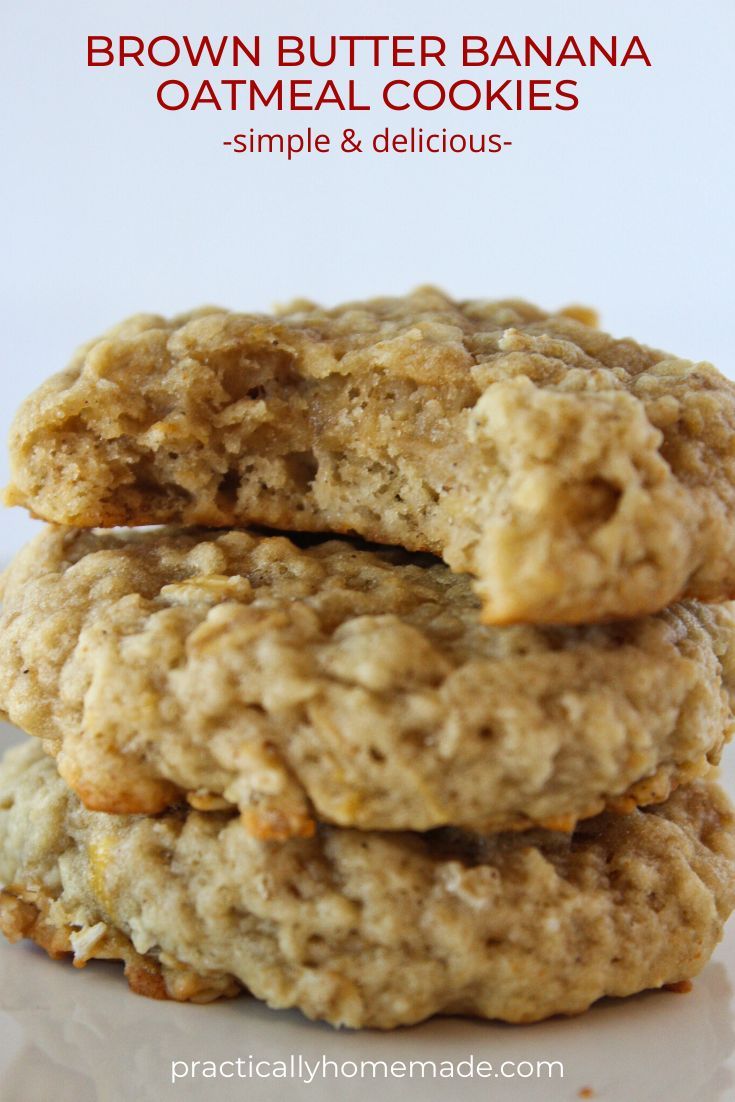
[
  {"xmin": 1, "ymin": 526, "xmax": 733, "ymax": 837},
  {"xmin": 1, "ymin": 741, "xmax": 733, "ymax": 1029},
  {"xmin": 7, "ymin": 289, "xmax": 735, "ymax": 624}
]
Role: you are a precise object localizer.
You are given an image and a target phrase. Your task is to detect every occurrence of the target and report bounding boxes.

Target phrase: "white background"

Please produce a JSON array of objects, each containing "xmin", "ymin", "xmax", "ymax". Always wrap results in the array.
[
  {"xmin": 1, "ymin": 3, "xmax": 735, "ymax": 1100},
  {"xmin": 1, "ymin": 0, "xmax": 734, "ymax": 556}
]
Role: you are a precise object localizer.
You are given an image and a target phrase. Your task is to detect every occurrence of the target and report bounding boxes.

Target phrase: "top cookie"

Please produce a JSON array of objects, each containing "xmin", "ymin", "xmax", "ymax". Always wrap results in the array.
[{"xmin": 7, "ymin": 287, "xmax": 735, "ymax": 624}]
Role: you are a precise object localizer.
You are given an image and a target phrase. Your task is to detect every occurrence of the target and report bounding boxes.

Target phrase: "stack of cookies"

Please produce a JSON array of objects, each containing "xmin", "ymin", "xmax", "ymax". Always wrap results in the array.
[{"xmin": 1, "ymin": 288, "xmax": 735, "ymax": 1029}]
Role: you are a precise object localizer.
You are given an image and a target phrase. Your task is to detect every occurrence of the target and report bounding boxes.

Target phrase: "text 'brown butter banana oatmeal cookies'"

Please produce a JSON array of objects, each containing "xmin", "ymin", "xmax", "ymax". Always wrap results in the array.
[
  {"xmin": 1, "ymin": 526, "xmax": 734, "ymax": 838},
  {"xmin": 6, "ymin": 288, "xmax": 735, "ymax": 624},
  {"xmin": 1, "ymin": 742, "xmax": 734, "ymax": 1029}
]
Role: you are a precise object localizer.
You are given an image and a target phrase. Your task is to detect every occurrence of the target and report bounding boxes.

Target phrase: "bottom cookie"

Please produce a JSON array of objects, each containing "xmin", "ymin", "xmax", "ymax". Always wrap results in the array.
[{"xmin": 1, "ymin": 741, "xmax": 734, "ymax": 1030}]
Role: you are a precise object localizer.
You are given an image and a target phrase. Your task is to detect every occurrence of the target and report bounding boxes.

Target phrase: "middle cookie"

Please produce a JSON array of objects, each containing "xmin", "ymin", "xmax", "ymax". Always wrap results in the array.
[{"xmin": 1, "ymin": 526, "xmax": 733, "ymax": 839}]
